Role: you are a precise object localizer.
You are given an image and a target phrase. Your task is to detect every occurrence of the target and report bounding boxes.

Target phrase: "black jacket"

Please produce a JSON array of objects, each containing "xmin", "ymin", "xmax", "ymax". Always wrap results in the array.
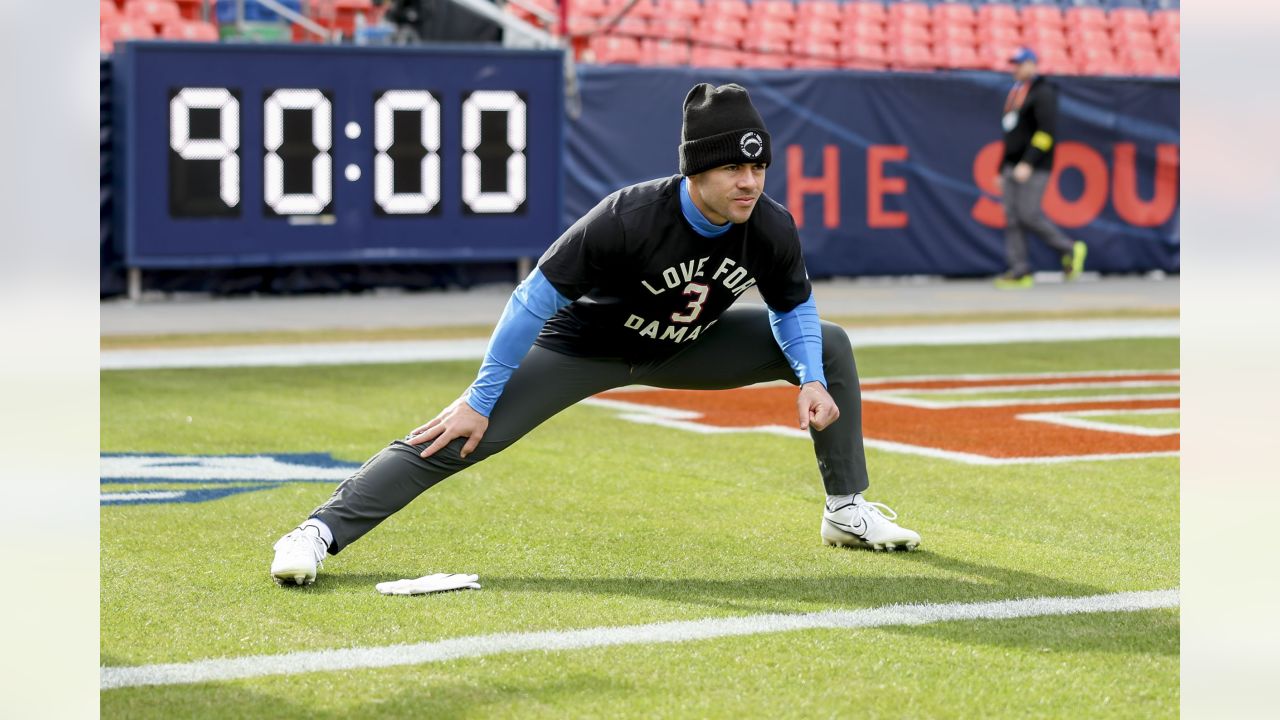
[{"xmin": 1001, "ymin": 75, "xmax": 1058, "ymax": 171}]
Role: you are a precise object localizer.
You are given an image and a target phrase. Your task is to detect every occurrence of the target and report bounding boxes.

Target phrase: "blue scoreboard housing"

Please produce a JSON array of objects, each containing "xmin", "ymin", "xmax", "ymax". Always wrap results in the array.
[{"xmin": 113, "ymin": 42, "xmax": 565, "ymax": 268}]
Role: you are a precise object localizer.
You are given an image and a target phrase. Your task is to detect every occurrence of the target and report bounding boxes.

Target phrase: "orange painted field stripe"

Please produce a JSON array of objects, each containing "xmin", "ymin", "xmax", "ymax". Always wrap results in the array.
[
  {"xmin": 862, "ymin": 373, "xmax": 1179, "ymax": 392},
  {"xmin": 597, "ymin": 387, "xmax": 1179, "ymax": 460}
]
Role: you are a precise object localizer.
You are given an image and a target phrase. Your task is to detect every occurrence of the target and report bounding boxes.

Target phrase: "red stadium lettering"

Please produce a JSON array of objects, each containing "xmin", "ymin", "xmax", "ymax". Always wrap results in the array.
[
  {"xmin": 785, "ymin": 144, "xmax": 841, "ymax": 229},
  {"xmin": 1112, "ymin": 143, "xmax": 1180, "ymax": 227},
  {"xmin": 971, "ymin": 141, "xmax": 1006, "ymax": 228},
  {"xmin": 867, "ymin": 145, "xmax": 909, "ymax": 228},
  {"xmin": 1042, "ymin": 142, "xmax": 1109, "ymax": 228}
]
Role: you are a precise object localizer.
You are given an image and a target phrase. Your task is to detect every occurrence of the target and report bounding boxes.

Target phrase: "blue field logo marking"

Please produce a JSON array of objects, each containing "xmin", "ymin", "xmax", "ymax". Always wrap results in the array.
[{"xmin": 100, "ymin": 453, "xmax": 360, "ymax": 506}]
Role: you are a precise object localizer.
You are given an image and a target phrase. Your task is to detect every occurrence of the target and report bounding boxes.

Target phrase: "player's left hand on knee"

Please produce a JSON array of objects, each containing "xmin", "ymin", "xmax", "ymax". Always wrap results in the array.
[{"xmin": 797, "ymin": 381, "xmax": 840, "ymax": 432}]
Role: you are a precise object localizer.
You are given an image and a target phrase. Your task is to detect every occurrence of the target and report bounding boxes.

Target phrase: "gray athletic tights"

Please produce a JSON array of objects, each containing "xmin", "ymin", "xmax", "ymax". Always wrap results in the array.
[
  {"xmin": 311, "ymin": 305, "xmax": 871, "ymax": 553},
  {"xmin": 1001, "ymin": 166, "xmax": 1075, "ymax": 276}
]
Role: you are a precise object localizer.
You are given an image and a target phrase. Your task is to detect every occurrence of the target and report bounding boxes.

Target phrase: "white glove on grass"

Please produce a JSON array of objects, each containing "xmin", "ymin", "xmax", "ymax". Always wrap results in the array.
[{"xmin": 375, "ymin": 573, "xmax": 481, "ymax": 596}]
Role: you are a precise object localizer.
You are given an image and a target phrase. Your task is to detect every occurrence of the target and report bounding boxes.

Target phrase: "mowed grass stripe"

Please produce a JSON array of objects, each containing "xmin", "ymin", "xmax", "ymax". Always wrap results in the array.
[{"xmin": 101, "ymin": 589, "xmax": 1178, "ymax": 690}]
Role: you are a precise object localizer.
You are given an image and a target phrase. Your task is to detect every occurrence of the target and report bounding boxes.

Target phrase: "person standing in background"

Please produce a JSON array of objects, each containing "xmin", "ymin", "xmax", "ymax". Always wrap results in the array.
[{"xmin": 995, "ymin": 46, "xmax": 1087, "ymax": 288}]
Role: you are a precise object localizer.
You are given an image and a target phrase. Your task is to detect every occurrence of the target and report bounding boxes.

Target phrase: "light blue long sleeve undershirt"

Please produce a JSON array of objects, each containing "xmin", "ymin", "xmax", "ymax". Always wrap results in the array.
[
  {"xmin": 681, "ymin": 177, "xmax": 825, "ymax": 387},
  {"xmin": 768, "ymin": 293, "xmax": 826, "ymax": 388},
  {"xmin": 464, "ymin": 268, "xmax": 571, "ymax": 417}
]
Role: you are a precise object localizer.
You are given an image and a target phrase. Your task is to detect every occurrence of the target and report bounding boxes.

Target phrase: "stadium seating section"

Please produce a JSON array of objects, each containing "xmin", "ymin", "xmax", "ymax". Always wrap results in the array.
[{"xmin": 100, "ymin": 0, "xmax": 1179, "ymax": 77}]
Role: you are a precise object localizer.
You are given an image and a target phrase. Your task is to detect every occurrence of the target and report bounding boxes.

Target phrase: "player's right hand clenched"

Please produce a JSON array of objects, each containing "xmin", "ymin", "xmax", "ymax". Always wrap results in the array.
[{"xmin": 407, "ymin": 396, "xmax": 489, "ymax": 460}]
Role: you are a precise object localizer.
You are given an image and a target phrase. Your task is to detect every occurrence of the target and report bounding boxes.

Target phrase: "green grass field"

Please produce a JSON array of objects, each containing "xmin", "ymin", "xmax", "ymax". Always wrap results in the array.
[{"xmin": 101, "ymin": 338, "xmax": 1179, "ymax": 718}]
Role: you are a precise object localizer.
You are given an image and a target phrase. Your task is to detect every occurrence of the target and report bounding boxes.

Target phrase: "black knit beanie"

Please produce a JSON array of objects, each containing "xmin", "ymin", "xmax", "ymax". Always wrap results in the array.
[{"xmin": 678, "ymin": 83, "xmax": 772, "ymax": 176}]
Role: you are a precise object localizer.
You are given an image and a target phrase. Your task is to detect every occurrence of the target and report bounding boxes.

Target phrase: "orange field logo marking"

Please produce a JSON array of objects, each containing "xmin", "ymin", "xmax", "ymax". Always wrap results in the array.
[{"xmin": 588, "ymin": 370, "xmax": 1179, "ymax": 465}]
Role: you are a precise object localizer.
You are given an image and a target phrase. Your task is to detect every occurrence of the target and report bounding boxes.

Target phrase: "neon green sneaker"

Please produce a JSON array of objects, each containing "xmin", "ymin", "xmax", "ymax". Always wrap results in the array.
[
  {"xmin": 1064, "ymin": 241, "xmax": 1088, "ymax": 280},
  {"xmin": 994, "ymin": 273, "xmax": 1034, "ymax": 289}
]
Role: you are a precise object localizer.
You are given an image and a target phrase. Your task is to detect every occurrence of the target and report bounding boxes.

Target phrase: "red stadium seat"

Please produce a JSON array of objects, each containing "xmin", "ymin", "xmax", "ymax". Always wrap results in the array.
[
  {"xmin": 656, "ymin": 0, "xmax": 703, "ymax": 20},
  {"xmin": 887, "ymin": 1, "xmax": 930, "ymax": 28},
  {"xmin": 605, "ymin": 16, "xmax": 649, "ymax": 38},
  {"xmin": 842, "ymin": 1, "xmax": 887, "ymax": 27},
  {"xmin": 588, "ymin": 35, "xmax": 642, "ymax": 64},
  {"xmin": 739, "ymin": 46, "xmax": 791, "ymax": 69},
  {"xmin": 745, "ymin": 16, "xmax": 795, "ymax": 44},
  {"xmin": 124, "ymin": 0, "xmax": 181, "ymax": 29},
  {"xmin": 935, "ymin": 41, "xmax": 981, "ymax": 70},
  {"xmin": 626, "ymin": 0, "xmax": 659, "ymax": 19},
  {"xmin": 792, "ymin": 38, "xmax": 840, "ymax": 68},
  {"xmin": 978, "ymin": 41, "xmax": 1020, "ymax": 71},
  {"xmin": 306, "ymin": 0, "xmax": 378, "ymax": 36},
  {"xmin": 1157, "ymin": 44, "xmax": 1179, "ymax": 76},
  {"xmin": 1118, "ymin": 46, "xmax": 1160, "ymax": 76},
  {"xmin": 934, "ymin": 22, "xmax": 977, "ymax": 48},
  {"xmin": 886, "ymin": 19, "xmax": 930, "ymax": 46},
  {"xmin": 1109, "ymin": 7, "xmax": 1153, "ymax": 34},
  {"xmin": 1151, "ymin": 9, "xmax": 1179, "ymax": 34},
  {"xmin": 1112, "ymin": 27, "xmax": 1157, "ymax": 52},
  {"xmin": 1065, "ymin": 6, "xmax": 1107, "ymax": 31},
  {"xmin": 1073, "ymin": 44, "xmax": 1119, "ymax": 76},
  {"xmin": 570, "ymin": 0, "xmax": 611, "ymax": 19},
  {"xmin": 703, "ymin": 0, "xmax": 750, "ymax": 20},
  {"xmin": 839, "ymin": 38, "xmax": 888, "ymax": 70},
  {"xmin": 1066, "ymin": 25, "xmax": 1110, "ymax": 51},
  {"xmin": 978, "ymin": 22, "xmax": 1020, "ymax": 47},
  {"xmin": 690, "ymin": 44, "xmax": 740, "ymax": 68},
  {"xmin": 977, "ymin": 3, "xmax": 1019, "ymax": 31},
  {"xmin": 752, "ymin": 0, "xmax": 796, "ymax": 23},
  {"xmin": 1020, "ymin": 5, "xmax": 1063, "ymax": 32},
  {"xmin": 796, "ymin": 0, "xmax": 841, "ymax": 25},
  {"xmin": 106, "ymin": 17, "xmax": 158, "ymax": 44},
  {"xmin": 568, "ymin": 16, "xmax": 598, "ymax": 35},
  {"xmin": 1036, "ymin": 46, "xmax": 1077, "ymax": 75},
  {"xmin": 102, "ymin": 0, "xmax": 120, "ymax": 22},
  {"xmin": 889, "ymin": 40, "xmax": 934, "ymax": 70},
  {"xmin": 1022, "ymin": 25, "xmax": 1067, "ymax": 53},
  {"xmin": 694, "ymin": 16, "xmax": 746, "ymax": 47},
  {"xmin": 160, "ymin": 19, "xmax": 219, "ymax": 41},
  {"xmin": 932, "ymin": 2, "xmax": 975, "ymax": 29},
  {"xmin": 649, "ymin": 16, "xmax": 692, "ymax": 41},
  {"xmin": 845, "ymin": 19, "xmax": 887, "ymax": 45},
  {"xmin": 794, "ymin": 17, "xmax": 841, "ymax": 45},
  {"xmin": 174, "ymin": 0, "xmax": 203, "ymax": 21},
  {"xmin": 639, "ymin": 38, "xmax": 691, "ymax": 66}
]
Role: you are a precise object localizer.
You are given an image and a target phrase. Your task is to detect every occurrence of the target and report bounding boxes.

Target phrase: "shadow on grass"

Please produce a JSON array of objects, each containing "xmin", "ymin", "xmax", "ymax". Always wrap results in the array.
[
  {"xmin": 101, "ymin": 669, "xmax": 637, "ymax": 720},
  {"xmin": 295, "ymin": 551, "xmax": 1177, "ymax": 655}
]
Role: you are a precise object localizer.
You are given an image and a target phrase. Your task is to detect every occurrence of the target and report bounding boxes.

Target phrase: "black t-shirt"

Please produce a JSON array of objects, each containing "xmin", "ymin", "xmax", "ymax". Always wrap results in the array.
[{"xmin": 535, "ymin": 175, "xmax": 812, "ymax": 362}]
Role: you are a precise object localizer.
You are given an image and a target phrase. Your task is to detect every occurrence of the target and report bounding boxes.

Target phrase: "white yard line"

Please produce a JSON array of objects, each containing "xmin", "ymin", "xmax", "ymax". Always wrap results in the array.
[
  {"xmin": 100, "ymin": 589, "xmax": 1178, "ymax": 690},
  {"xmin": 1018, "ymin": 409, "xmax": 1180, "ymax": 437},
  {"xmin": 99, "ymin": 319, "xmax": 1179, "ymax": 370}
]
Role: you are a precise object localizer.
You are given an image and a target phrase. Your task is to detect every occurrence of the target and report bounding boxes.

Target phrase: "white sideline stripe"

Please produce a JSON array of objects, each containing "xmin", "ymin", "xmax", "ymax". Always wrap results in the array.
[
  {"xmin": 100, "ymin": 455, "xmax": 354, "ymax": 482},
  {"xmin": 99, "ymin": 319, "xmax": 1178, "ymax": 370},
  {"xmin": 100, "ymin": 589, "xmax": 1178, "ymax": 690},
  {"xmin": 99, "ymin": 491, "xmax": 184, "ymax": 502}
]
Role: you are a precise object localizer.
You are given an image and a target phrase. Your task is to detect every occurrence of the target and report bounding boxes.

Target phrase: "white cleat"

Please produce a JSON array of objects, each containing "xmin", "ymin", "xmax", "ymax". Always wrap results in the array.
[
  {"xmin": 270, "ymin": 526, "xmax": 328, "ymax": 586},
  {"xmin": 821, "ymin": 498, "xmax": 921, "ymax": 552}
]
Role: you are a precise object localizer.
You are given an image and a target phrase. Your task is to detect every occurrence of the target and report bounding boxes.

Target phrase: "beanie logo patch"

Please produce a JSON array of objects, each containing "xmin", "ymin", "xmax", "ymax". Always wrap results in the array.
[{"xmin": 739, "ymin": 132, "xmax": 764, "ymax": 160}]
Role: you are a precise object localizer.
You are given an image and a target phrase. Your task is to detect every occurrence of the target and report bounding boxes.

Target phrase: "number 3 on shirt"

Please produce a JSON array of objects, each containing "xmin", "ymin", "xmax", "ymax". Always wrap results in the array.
[{"xmin": 670, "ymin": 282, "xmax": 710, "ymax": 323}]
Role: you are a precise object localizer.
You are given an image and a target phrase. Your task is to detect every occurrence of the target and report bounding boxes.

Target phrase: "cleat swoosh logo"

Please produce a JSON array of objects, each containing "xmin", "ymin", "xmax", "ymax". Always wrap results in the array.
[{"xmin": 827, "ymin": 517, "xmax": 869, "ymax": 537}]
